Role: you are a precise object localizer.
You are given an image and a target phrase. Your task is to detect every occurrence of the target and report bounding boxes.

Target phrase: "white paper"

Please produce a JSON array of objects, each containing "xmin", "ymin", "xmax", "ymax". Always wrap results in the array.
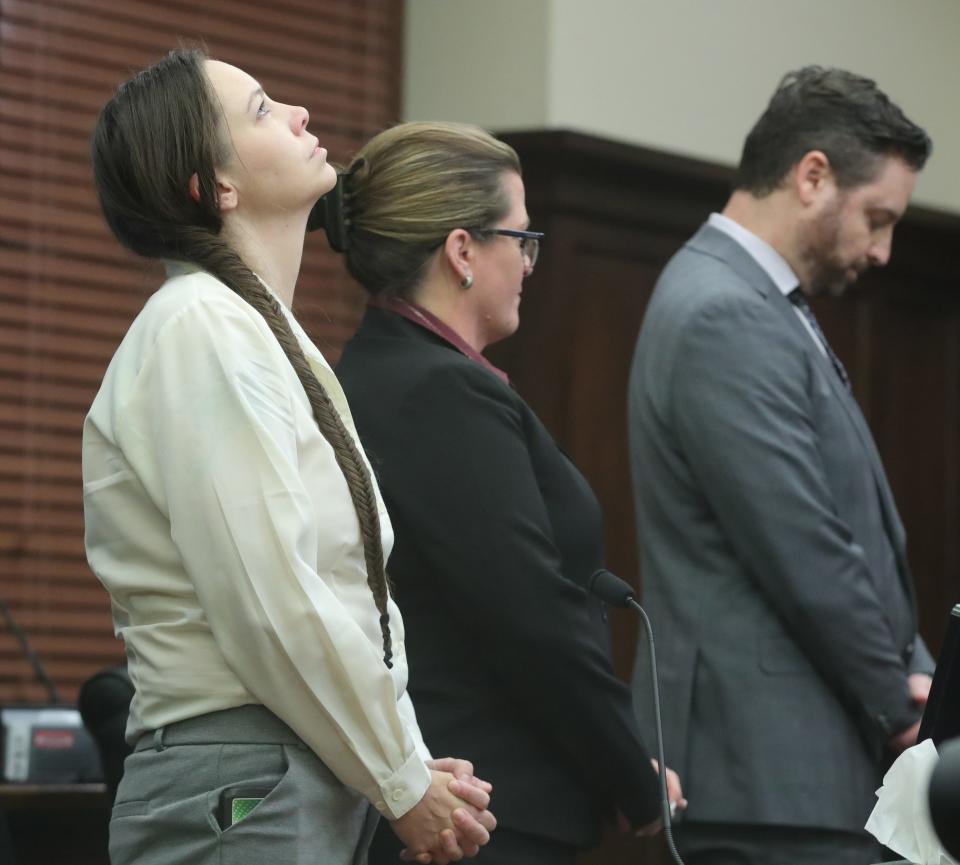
[{"xmin": 865, "ymin": 739, "xmax": 957, "ymax": 865}]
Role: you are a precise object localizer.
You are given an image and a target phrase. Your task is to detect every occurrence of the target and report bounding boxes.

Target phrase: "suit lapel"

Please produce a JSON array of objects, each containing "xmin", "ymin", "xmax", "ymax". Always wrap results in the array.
[
  {"xmin": 688, "ymin": 224, "xmax": 775, "ymax": 300},
  {"xmin": 770, "ymin": 291, "xmax": 910, "ymax": 580},
  {"xmin": 778, "ymin": 297, "xmax": 913, "ymax": 599},
  {"xmin": 693, "ymin": 225, "xmax": 913, "ymax": 601}
]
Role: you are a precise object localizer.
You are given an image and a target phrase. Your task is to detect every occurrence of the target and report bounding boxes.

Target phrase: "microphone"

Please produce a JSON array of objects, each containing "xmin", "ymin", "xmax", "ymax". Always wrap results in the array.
[
  {"xmin": 588, "ymin": 570, "xmax": 685, "ymax": 865},
  {"xmin": 587, "ymin": 568, "xmax": 637, "ymax": 608}
]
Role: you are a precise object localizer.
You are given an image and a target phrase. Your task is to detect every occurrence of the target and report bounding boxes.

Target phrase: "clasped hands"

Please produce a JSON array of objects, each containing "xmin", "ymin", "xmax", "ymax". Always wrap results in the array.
[
  {"xmin": 886, "ymin": 672, "xmax": 933, "ymax": 754},
  {"xmin": 617, "ymin": 760, "xmax": 688, "ymax": 838},
  {"xmin": 390, "ymin": 757, "xmax": 497, "ymax": 864}
]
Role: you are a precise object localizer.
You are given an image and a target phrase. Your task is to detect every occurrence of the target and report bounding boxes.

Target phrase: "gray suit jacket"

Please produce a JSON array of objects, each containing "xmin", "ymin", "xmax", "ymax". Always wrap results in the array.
[{"xmin": 629, "ymin": 223, "xmax": 933, "ymax": 833}]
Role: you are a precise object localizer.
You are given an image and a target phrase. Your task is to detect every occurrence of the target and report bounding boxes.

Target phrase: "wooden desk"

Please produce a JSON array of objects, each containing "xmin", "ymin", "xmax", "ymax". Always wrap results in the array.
[
  {"xmin": 0, "ymin": 783, "xmax": 110, "ymax": 865},
  {"xmin": 0, "ymin": 783, "xmax": 108, "ymax": 809}
]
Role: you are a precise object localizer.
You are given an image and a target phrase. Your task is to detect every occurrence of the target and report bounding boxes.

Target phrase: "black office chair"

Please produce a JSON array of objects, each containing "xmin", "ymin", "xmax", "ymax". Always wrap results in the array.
[{"xmin": 78, "ymin": 665, "xmax": 134, "ymax": 802}]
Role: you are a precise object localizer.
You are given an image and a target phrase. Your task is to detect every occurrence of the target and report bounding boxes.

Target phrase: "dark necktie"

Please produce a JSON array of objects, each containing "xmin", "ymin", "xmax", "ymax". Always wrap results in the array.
[{"xmin": 788, "ymin": 288, "xmax": 851, "ymax": 392}]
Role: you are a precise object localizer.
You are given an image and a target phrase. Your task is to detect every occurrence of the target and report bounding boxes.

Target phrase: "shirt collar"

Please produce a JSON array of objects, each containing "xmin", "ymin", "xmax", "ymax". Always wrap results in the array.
[
  {"xmin": 708, "ymin": 213, "xmax": 799, "ymax": 297},
  {"xmin": 368, "ymin": 296, "xmax": 510, "ymax": 386},
  {"xmin": 163, "ymin": 259, "xmax": 199, "ymax": 279}
]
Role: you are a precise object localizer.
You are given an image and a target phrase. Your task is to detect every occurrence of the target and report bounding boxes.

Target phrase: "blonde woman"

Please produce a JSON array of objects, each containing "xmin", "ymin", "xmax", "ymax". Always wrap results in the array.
[
  {"xmin": 334, "ymin": 122, "xmax": 685, "ymax": 865},
  {"xmin": 85, "ymin": 52, "xmax": 493, "ymax": 865}
]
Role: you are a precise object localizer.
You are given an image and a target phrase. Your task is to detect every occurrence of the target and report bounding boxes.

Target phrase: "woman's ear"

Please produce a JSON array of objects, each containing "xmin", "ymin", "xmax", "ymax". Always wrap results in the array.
[
  {"xmin": 189, "ymin": 172, "xmax": 238, "ymax": 212},
  {"xmin": 443, "ymin": 228, "xmax": 474, "ymax": 286},
  {"xmin": 215, "ymin": 176, "xmax": 238, "ymax": 213}
]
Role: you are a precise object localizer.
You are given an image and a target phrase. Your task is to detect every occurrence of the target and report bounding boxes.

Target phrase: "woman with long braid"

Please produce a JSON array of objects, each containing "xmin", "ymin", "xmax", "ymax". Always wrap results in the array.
[{"xmin": 83, "ymin": 49, "xmax": 494, "ymax": 865}]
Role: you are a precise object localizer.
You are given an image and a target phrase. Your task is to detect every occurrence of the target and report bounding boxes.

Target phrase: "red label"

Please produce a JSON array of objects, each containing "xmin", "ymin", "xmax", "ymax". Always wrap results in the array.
[{"xmin": 33, "ymin": 729, "xmax": 76, "ymax": 749}]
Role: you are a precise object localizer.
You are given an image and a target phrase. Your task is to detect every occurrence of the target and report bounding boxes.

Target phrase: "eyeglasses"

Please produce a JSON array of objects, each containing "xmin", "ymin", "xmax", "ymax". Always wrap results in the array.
[{"xmin": 473, "ymin": 228, "xmax": 544, "ymax": 269}]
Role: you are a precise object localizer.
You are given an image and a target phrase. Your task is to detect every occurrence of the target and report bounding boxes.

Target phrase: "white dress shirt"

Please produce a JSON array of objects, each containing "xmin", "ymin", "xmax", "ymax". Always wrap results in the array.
[
  {"xmin": 708, "ymin": 212, "xmax": 828, "ymax": 358},
  {"xmin": 83, "ymin": 266, "xmax": 430, "ymax": 819}
]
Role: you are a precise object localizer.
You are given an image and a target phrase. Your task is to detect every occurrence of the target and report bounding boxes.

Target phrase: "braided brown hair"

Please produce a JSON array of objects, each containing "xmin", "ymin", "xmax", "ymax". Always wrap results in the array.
[{"xmin": 91, "ymin": 48, "xmax": 393, "ymax": 665}]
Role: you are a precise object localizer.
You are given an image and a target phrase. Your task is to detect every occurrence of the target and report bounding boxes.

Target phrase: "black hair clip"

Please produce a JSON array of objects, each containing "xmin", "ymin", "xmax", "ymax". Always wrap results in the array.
[{"xmin": 307, "ymin": 161, "xmax": 363, "ymax": 253}]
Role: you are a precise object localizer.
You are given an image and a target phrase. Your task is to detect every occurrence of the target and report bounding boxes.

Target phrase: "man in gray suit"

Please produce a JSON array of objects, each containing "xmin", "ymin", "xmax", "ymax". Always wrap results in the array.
[{"xmin": 628, "ymin": 67, "xmax": 935, "ymax": 865}]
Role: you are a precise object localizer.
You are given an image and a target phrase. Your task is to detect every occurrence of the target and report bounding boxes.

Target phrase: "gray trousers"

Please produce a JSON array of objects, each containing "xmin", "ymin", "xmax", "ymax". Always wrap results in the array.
[{"xmin": 109, "ymin": 705, "xmax": 378, "ymax": 865}]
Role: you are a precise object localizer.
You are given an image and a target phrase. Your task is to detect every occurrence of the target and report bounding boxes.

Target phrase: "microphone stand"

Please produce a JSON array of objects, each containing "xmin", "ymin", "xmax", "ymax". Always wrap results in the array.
[
  {"xmin": 629, "ymin": 596, "xmax": 685, "ymax": 865},
  {"xmin": 0, "ymin": 597, "xmax": 61, "ymax": 704},
  {"xmin": 589, "ymin": 570, "xmax": 685, "ymax": 865}
]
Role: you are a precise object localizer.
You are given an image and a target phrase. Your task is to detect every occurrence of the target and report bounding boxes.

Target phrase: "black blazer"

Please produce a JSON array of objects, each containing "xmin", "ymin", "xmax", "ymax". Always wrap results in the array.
[{"xmin": 337, "ymin": 307, "xmax": 660, "ymax": 849}]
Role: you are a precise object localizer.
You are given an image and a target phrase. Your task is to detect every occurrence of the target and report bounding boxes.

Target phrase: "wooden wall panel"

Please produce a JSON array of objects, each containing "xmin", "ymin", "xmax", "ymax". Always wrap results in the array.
[
  {"xmin": 868, "ymin": 290, "xmax": 960, "ymax": 646},
  {"xmin": 0, "ymin": 0, "xmax": 402, "ymax": 706}
]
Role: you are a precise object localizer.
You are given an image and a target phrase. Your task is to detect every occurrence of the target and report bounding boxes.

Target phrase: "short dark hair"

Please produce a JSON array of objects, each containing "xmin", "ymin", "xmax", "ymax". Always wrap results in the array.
[{"xmin": 735, "ymin": 66, "xmax": 932, "ymax": 196}]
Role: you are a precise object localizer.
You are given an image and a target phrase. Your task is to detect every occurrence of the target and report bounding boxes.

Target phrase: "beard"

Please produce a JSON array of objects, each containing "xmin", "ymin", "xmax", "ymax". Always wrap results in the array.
[{"xmin": 801, "ymin": 201, "xmax": 868, "ymax": 298}]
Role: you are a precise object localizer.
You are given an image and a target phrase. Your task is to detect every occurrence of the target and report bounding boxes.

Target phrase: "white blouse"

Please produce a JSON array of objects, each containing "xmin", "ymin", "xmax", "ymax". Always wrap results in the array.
[{"xmin": 83, "ymin": 266, "xmax": 430, "ymax": 818}]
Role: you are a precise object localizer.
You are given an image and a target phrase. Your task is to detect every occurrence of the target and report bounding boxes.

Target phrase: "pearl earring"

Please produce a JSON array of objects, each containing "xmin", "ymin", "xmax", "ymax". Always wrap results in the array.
[{"xmin": 460, "ymin": 274, "xmax": 474, "ymax": 289}]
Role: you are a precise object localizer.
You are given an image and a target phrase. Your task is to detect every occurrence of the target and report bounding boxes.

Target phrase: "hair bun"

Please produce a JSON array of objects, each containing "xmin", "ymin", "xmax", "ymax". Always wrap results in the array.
[{"xmin": 306, "ymin": 161, "xmax": 365, "ymax": 252}]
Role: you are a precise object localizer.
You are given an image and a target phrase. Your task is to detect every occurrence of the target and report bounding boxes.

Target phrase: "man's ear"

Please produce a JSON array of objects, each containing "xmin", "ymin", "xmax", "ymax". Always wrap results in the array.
[{"xmin": 794, "ymin": 150, "xmax": 834, "ymax": 206}]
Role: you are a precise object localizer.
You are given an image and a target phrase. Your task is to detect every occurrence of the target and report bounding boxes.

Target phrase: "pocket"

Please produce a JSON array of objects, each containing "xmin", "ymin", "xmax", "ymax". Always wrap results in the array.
[
  {"xmin": 109, "ymin": 800, "xmax": 155, "ymax": 865},
  {"xmin": 215, "ymin": 782, "xmax": 283, "ymax": 832},
  {"xmin": 205, "ymin": 744, "xmax": 290, "ymax": 839},
  {"xmin": 111, "ymin": 799, "xmax": 149, "ymax": 819},
  {"xmin": 216, "ymin": 745, "xmax": 370, "ymax": 865}
]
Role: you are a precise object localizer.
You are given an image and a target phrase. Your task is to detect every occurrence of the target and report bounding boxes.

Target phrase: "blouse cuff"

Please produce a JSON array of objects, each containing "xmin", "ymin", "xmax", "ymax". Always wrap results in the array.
[{"xmin": 372, "ymin": 749, "xmax": 432, "ymax": 820}]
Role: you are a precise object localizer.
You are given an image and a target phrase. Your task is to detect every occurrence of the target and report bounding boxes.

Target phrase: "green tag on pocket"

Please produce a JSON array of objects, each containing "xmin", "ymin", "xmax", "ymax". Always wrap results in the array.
[{"xmin": 230, "ymin": 797, "xmax": 263, "ymax": 825}]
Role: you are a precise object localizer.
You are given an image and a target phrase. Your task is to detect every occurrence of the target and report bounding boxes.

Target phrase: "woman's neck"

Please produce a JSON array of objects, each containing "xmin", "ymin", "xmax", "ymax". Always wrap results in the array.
[
  {"xmin": 411, "ymin": 275, "xmax": 488, "ymax": 352},
  {"xmin": 222, "ymin": 210, "xmax": 309, "ymax": 307}
]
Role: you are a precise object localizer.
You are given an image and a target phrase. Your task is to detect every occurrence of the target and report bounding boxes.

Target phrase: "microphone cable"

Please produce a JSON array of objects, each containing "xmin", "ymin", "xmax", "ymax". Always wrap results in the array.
[
  {"xmin": 588, "ymin": 569, "xmax": 685, "ymax": 865},
  {"xmin": 633, "ymin": 597, "xmax": 684, "ymax": 865}
]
